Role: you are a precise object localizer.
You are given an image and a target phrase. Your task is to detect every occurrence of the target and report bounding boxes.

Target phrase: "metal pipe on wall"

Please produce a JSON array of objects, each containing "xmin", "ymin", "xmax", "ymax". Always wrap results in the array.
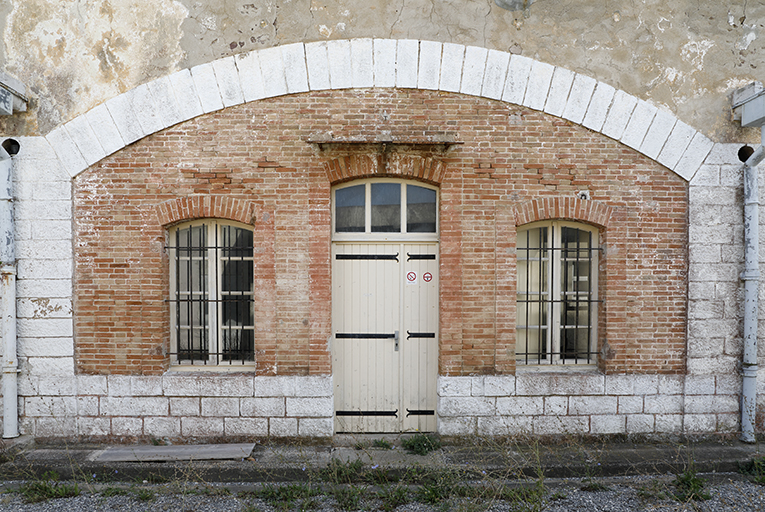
[{"xmin": 0, "ymin": 142, "xmax": 18, "ymax": 439}]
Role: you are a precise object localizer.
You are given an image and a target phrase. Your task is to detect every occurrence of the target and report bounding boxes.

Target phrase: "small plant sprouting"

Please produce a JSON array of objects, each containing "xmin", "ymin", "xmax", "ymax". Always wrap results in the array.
[
  {"xmin": 321, "ymin": 458, "xmax": 365, "ymax": 484},
  {"xmin": 18, "ymin": 471, "xmax": 80, "ymax": 504},
  {"xmin": 580, "ymin": 479, "xmax": 610, "ymax": 492},
  {"xmin": 402, "ymin": 433, "xmax": 441, "ymax": 455},
  {"xmin": 332, "ymin": 485, "xmax": 366, "ymax": 511},
  {"xmin": 373, "ymin": 438, "xmax": 394, "ymax": 450},
  {"xmin": 101, "ymin": 486, "xmax": 130, "ymax": 497},
  {"xmin": 135, "ymin": 488, "xmax": 156, "ymax": 501},
  {"xmin": 377, "ymin": 485, "xmax": 409, "ymax": 511},
  {"xmin": 672, "ymin": 468, "xmax": 711, "ymax": 502},
  {"xmin": 740, "ymin": 456, "xmax": 765, "ymax": 485}
]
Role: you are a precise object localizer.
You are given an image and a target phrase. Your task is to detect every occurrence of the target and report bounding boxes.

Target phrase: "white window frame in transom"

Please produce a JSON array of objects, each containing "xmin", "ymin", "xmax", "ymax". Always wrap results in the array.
[{"xmin": 332, "ymin": 179, "xmax": 439, "ymax": 242}]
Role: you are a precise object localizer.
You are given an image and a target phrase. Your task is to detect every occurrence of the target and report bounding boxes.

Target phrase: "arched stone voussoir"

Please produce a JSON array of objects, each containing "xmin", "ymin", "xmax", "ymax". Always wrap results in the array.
[{"xmin": 48, "ymin": 38, "xmax": 713, "ymax": 182}]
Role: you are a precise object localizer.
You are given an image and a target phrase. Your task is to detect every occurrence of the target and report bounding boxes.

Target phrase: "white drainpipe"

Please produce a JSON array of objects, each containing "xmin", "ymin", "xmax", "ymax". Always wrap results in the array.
[{"xmin": 0, "ymin": 142, "xmax": 18, "ymax": 438}]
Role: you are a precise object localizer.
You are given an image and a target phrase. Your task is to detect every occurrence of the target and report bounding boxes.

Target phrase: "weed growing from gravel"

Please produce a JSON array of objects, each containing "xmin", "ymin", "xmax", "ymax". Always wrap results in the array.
[
  {"xmin": 18, "ymin": 471, "xmax": 80, "ymax": 503},
  {"xmin": 135, "ymin": 487, "xmax": 155, "ymax": 501},
  {"xmin": 332, "ymin": 484, "xmax": 367, "ymax": 511},
  {"xmin": 100, "ymin": 486, "xmax": 130, "ymax": 497},
  {"xmin": 673, "ymin": 468, "xmax": 710, "ymax": 502},
  {"xmin": 377, "ymin": 484, "xmax": 410, "ymax": 511},
  {"xmin": 402, "ymin": 433, "xmax": 441, "ymax": 455},
  {"xmin": 740, "ymin": 456, "xmax": 765, "ymax": 485},
  {"xmin": 321, "ymin": 458, "xmax": 365, "ymax": 483}
]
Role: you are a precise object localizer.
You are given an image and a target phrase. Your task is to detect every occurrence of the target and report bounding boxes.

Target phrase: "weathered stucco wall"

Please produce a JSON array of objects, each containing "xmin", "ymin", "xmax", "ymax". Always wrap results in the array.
[{"xmin": 0, "ymin": 0, "xmax": 763, "ymax": 141}]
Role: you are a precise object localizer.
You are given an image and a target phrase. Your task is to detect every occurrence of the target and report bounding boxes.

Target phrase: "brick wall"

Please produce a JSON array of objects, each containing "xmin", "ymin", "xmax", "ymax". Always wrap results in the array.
[{"xmin": 73, "ymin": 88, "xmax": 687, "ymax": 376}]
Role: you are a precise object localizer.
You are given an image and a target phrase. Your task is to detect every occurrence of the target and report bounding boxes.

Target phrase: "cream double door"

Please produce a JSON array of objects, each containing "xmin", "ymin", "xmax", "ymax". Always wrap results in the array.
[{"xmin": 333, "ymin": 243, "xmax": 438, "ymax": 433}]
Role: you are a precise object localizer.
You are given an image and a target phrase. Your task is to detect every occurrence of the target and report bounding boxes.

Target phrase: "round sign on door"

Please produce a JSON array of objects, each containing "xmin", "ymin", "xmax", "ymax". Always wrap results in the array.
[
  {"xmin": 423, "ymin": 272, "xmax": 433, "ymax": 282},
  {"xmin": 406, "ymin": 271, "xmax": 417, "ymax": 285}
]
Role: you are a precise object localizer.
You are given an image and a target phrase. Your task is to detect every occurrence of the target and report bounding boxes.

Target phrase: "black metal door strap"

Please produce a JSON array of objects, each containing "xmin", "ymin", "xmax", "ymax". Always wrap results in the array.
[
  {"xmin": 407, "ymin": 253, "xmax": 436, "ymax": 261},
  {"xmin": 336, "ymin": 333, "xmax": 396, "ymax": 339},
  {"xmin": 336, "ymin": 410, "xmax": 398, "ymax": 417},
  {"xmin": 406, "ymin": 409, "xmax": 435, "ymax": 417},
  {"xmin": 406, "ymin": 331, "xmax": 435, "ymax": 339},
  {"xmin": 336, "ymin": 253, "xmax": 399, "ymax": 262}
]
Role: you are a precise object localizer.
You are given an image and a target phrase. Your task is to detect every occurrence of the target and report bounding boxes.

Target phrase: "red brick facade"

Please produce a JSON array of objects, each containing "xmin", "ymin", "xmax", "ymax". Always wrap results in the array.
[{"xmin": 73, "ymin": 89, "xmax": 687, "ymax": 376}]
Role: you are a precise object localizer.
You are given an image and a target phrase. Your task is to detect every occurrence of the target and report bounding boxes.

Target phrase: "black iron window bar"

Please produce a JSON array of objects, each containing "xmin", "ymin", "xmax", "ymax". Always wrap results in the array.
[
  {"xmin": 517, "ymin": 228, "xmax": 601, "ymax": 365},
  {"xmin": 166, "ymin": 225, "xmax": 255, "ymax": 365}
]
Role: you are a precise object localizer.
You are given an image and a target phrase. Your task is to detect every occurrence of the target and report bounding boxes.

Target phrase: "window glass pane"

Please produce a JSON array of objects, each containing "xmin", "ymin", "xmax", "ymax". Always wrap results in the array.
[
  {"xmin": 335, "ymin": 185, "xmax": 365, "ymax": 232},
  {"xmin": 175, "ymin": 225, "xmax": 209, "ymax": 361},
  {"xmin": 407, "ymin": 185, "xmax": 436, "ymax": 232},
  {"xmin": 371, "ymin": 183, "xmax": 401, "ymax": 232}
]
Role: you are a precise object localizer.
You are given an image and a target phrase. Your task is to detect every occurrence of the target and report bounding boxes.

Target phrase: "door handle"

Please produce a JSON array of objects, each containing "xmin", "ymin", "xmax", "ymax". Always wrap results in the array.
[{"xmin": 394, "ymin": 330, "xmax": 399, "ymax": 351}]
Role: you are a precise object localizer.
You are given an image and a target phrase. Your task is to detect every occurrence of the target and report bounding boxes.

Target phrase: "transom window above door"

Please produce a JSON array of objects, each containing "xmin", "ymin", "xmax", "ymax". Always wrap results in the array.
[{"xmin": 333, "ymin": 180, "xmax": 439, "ymax": 241}]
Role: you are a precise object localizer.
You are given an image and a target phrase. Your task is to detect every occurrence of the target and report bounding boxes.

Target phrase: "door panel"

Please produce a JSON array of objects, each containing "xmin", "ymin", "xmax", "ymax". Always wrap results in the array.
[{"xmin": 333, "ymin": 243, "xmax": 438, "ymax": 433}]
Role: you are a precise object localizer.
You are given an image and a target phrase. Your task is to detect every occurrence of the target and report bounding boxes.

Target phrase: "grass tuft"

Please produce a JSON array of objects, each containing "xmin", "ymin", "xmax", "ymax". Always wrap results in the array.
[{"xmin": 402, "ymin": 433, "xmax": 441, "ymax": 455}]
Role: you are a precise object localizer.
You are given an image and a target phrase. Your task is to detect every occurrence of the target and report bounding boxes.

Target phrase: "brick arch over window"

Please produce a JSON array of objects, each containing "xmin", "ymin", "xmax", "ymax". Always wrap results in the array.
[
  {"xmin": 323, "ymin": 154, "xmax": 448, "ymax": 185},
  {"xmin": 47, "ymin": 39, "xmax": 713, "ymax": 183},
  {"xmin": 514, "ymin": 197, "xmax": 613, "ymax": 229},
  {"xmin": 155, "ymin": 196, "xmax": 257, "ymax": 227}
]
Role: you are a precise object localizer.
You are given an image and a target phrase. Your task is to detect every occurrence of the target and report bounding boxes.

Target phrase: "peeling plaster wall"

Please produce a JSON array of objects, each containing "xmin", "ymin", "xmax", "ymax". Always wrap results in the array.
[{"xmin": 1, "ymin": 1, "xmax": 764, "ymax": 141}]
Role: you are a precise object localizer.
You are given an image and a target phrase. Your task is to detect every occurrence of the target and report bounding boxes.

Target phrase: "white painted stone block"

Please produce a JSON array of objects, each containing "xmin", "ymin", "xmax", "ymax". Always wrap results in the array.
[
  {"xmin": 327, "ymin": 39, "xmax": 353, "ymax": 89},
  {"xmin": 438, "ymin": 417, "xmax": 476, "ymax": 436},
  {"xmin": 438, "ymin": 376, "xmax": 471, "ymax": 397},
  {"xmin": 35, "ymin": 376, "xmax": 76, "ymax": 396},
  {"xmin": 626, "ymin": 414, "xmax": 655, "ymax": 433},
  {"xmin": 146, "ymin": 75, "xmax": 184, "ymax": 128},
  {"xmin": 396, "ymin": 39, "xmax": 419, "ymax": 88},
  {"xmin": 190, "ymin": 62, "xmax": 224, "ymax": 113},
  {"xmin": 685, "ymin": 375, "xmax": 715, "ymax": 395},
  {"xmin": 18, "ymin": 338, "xmax": 74, "ymax": 359},
  {"xmin": 167, "ymin": 69, "xmax": 205, "ymax": 121},
  {"xmin": 212, "ymin": 56, "xmax": 245, "ymax": 107},
  {"xmin": 199, "ymin": 375, "xmax": 254, "ymax": 397},
  {"xmin": 130, "ymin": 376, "xmax": 163, "ymax": 397},
  {"xmin": 655, "ymin": 414, "xmax": 683, "ymax": 433},
  {"xmin": 523, "ymin": 60, "xmax": 554, "ymax": 111},
  {"xmin": 350, "ymin": 38, "xmax": 374, "ymax": 88},
  {"xmin": 516, "ymin": 373, "xmax": 605, "ymax": 396},
  {"xmin": 270, "ymin": 417, "xmax": 298, "ymax": 436},
  {"xmin": 639, "ymin": 108, "xmax": 676, "ymax": 160},
  {"xmin": 64, "ymin": 115, "xmax": 106, "ymax": 167},
  {"xmin": 373, "ymin": 38, "xmax": 396, "ymax": 87},
  {"xmin": 417, "ymin": 40, "xmax": 442, "ymax": 90},
  {"xmin": 17, "ymin": 278, "xmax": 71, "ymax": 298},
  {"xmin": 295, "ymin": 376, "xmax": 332, "ymax": 397},
  {"xmin": 282, "ymin": 42, "xmax": 310, "ymax": 93},
  {"xmin": 170, "ymin": 397, "xmax": 199, "ymax": 416},
  {"xmin": 105, "ymin": 91, "xmax": 146, "ymax": 146},
  {"xmin": 581, "ymin": 82, "xmax": 616, "ymax": 132},
  {"xmin": 107, "ymin": 375, "xmax": 131, "ymax": 397},
  {"xmin": 544, "ymin": 396, "xmax": 568, "ymax": 415},
  {"xmin": 144, "ymin": 417, "xmax": 181, "ymax": 438},
  {"xmin": 17, "ymin": 296, "xmax": 72, "ymax": 318},
  {"xmin": 716, "ymin": 375, "xmax": 741, "ymax": 395},
  {"xmin": 240, "ymin": 397, "xmax": 285, "ymax": 417},
  {"xmin": 100, "ymin": 397, "xmax": 168, "ymax": 417},
  {"xmin": 620, "ymin": 99, "xmax": 657, "ymax": 150},
  {"xmin": 481, "ymin": 49, "xmax": 510, "ymax": 100},
  {"xmin": 633, "ymin": 375, "xmax": 659, "ymax": 395},
  {"xmin": 253, "ymin": 376, "xmax": 297, "ymax": 397},
  {"xmin": 439, "ymin": 397, "xmax": 495, "ymax": 417},
  {"xmin": 14, "ymin": 136, "xmax": 57, "ymax": 161},
  {"xmin": 561, "ymin": 73, "xmax": 597, "ymax": 125},
  {"xmin": 460, "ymin": 46, "xmax": 488, "ymax": 96},
  {"xmin": 24, "ymin": 356, "xmax": 73, "ymax": 376},
  {"xmin": 299, "ymin": 417, "xmax": 333, "ymax": 437},
  {"xmin": 78, "ymin": 417, "xmax": 111, "ymax": 437},
  {"xmin": 131, "ymin": 83, "xmax": 164, "ymax": 136},
  {"xmin": 684, "ymin": 414, "xmax": 716, "ymax": 433},
  {"xmin": 685, "ymin": 395, "xmax": 738, "ymax": 414},
  {"xmin": 704, "ymin": 143, "xmax": 739, "ymax": 165},
  {"xmin": 25, "ymin": 396, "xmax": 76, "ymax": 417},
  {"xmin": 30, "ymin": 220, "xmax": 73, "ymax": 240},
  {"xmin": 182, "ymin": 417, "xmax": 224, "ymax": 436},
  {"xmin": 470, "ymin": 376, "xmax": 485, "ymax": 397},
  {"xmin": 605, "ymin": 375, "xmax": 633, "ymax": 395},
  {"xmin": 717, "ymin": 413, "xmax": 739, "ymax": 432},
  {"xmin": 438, "ymin": 43, "xmax": 464, "ymax": 93},
  {"xmin": 286, "ymin": 397, "xmax": 333, "ymax": 417},
  {"xmin": 569, "ymin": 396, "xmax": 617, "ymax": 415},
  {"xmin": 591, "ymin": 415, "xmax": 626, "ymax": 434},
  {"xmin": 478, "ymin": 415, "xmax": 533, "ymax": 436},
  {"xmin": 77, "ymin": 375, "xmax": 107, "ymax": 396},
  {"xmin": 543, "ymin": 67, "xmax": 575, "ymax": 117},
  {"xmin": 617, "ymin": 396, "xmax": 644, "ymax": 414},
  {"xmin": 35, "ymin": 417, "xmax": 77, "ymax": 437},
  {"xmin": 15, "ymin": 200, "xmax": 71, "ymax": 222},
  {"xmin": 111, "ymin": 418, "xmax": 144, "ymax": 437},
  {"xmin": 202, "ymin": 397, "xmax": 239, "ymax": 417},
  {"xmin": 658, "ymin": 120, "xmax": 695, "ymax": 170},
  {"xmin": 495, "ymin": 396, "xmax": 543, "ymax": 415},
  {"xmin": 16, "ymin": 239, "xmax": 73, "ymax": 260},
  {"xmin": 45, "ymin": 126, "xmax": 88, "ymax": 178},
  {"xmin": 236, "ymin": 51, "xmax": 267, "ymax": 101},
  {"xmin": 484, "ymin": 375, "xmax": 515, "ymax": 396},
  {"xmin": 601, "ymin": 90, "xmax": 637, "ymax": 140},
  {"xmin": 689, "ymin": 165, "xmax": 720, "ymax": 187},
  {"xmin": 674, "ymin": 132, "xmax": 715, "ymax": 182},
  {"xmin": 304, "ymin": 42, "xmax": 331, "ymax": 91},
  {"xmin": 533, "ymin": 416, "xmax": 588, "ymax": 435},
  {"xmin": 77, "ymin": 396, "xmax": 99, "ymax": 416},
  {"xmin": 16, "ymin": 318, "xmax": 74, "ymax": 338},
  {"xmin": 163, "ymin": 375, "xmax": 202, "ymax": 396},
  {"xmin": 644, "ymin": 395, "xmax": 683, "ymax": 414},
  {"xmin": 225, "ymin": 417, "xmax": 268, "ymax": 436}
]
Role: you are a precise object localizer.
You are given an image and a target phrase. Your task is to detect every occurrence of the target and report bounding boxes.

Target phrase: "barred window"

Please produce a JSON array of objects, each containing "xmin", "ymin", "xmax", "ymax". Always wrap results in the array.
[
  {"xmin": 168, "ymin": 220, "xmax": 255, "ymax": 365},
  {"xmin": 516, "ymin": 221, "xmax": 600, "ymax": 365}
]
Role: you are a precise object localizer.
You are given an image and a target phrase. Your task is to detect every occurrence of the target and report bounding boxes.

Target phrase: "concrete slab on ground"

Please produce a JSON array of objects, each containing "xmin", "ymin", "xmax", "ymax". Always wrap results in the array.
[{"xmin": 91, "ymin": 443, "xmax": 256, "ymax": 462}]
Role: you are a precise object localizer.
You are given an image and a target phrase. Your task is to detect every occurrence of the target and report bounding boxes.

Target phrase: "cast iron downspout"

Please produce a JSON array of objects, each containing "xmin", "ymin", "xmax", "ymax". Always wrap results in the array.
[
  {"xmin": 0, "ymin": 143, "xmax": 18, "ymax": 438},
  {"xmin": 741, "ymin": 133, "xmax": 765, "ymax": 444}
]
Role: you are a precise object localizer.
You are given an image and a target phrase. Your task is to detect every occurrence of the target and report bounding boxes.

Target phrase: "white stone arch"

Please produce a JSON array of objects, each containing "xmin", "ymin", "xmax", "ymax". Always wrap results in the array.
[{"xmin": 44, "ymin": 38, "xmax": 713, "ymax": 181}]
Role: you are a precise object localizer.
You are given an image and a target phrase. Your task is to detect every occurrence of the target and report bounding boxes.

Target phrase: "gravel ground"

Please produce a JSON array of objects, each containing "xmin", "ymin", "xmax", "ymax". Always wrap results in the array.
[{"xmin": 0, "ymin": 474, "xmax": 763, "ymax": 511}]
